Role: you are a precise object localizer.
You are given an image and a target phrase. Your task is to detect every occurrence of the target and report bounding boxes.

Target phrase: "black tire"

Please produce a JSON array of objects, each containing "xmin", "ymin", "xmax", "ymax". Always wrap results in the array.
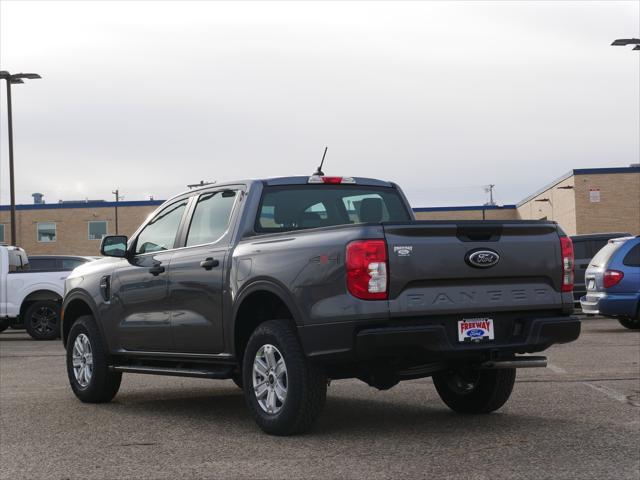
[
  {"xmin": 66, "ymin": 315, "xmax": 121, "ymax": 403},
  {"xmin": 243, "ymin": 319, "xmax": 327, "ymax": 436},
  {"xmin": 618, "ymin": 317, "xmax": 640, "ymax": 330},
  {"xmin": 0, "ymin": 318, "xmax": 9, "ymax": 333},
  {"xmin": 433, "ymin": 366, "xmax": 516, "ymax": 414},
  {"xmin": 24, "ymin": 300, "xmax": 61, "ymax": 340}
]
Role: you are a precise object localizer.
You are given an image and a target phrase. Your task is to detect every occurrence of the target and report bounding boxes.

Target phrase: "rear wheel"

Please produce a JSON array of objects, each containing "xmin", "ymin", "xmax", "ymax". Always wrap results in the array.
[
  {"xmin": 433, "ymin": 366, "xmax": 516, "ymax": 414},
  {"xmin": 24, "ymin": 300, "xmax": 61, "ymax": 340},
  {"xmin": 66, "ymin": 315, "xmax": 121, "ymax": 403},
  {"xmin": 243, "ymin": 320, "xmax": 327, "ymax": 436}
]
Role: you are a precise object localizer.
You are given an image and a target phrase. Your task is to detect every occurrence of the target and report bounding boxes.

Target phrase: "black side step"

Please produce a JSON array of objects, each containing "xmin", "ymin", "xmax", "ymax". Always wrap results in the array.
[{"xmin": 110, "ymin": 364, "xmax": 234, "ymax": 379}]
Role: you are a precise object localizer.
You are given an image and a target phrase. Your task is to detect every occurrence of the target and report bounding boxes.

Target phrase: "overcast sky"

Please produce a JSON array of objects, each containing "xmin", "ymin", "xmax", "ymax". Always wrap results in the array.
[{"xmin": 0, "ymin": 1, "xmax": 638, "ymax": 207}]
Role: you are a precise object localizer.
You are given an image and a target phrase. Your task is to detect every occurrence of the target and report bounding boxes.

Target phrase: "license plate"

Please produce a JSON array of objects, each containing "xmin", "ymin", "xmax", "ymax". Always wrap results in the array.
[
  {"xmin": 587, "ymin": 279, "xmax": 595, "ymax": 290},
  {"xmin": 458, "ymin": 318, "xmax": 495, "ymax": 342}
]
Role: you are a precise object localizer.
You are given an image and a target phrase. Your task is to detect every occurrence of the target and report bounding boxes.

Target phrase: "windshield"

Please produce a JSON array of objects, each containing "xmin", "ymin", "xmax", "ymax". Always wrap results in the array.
[{"xmin": 256, "ymin": 185, "xmax": 411, "ymax": 233}]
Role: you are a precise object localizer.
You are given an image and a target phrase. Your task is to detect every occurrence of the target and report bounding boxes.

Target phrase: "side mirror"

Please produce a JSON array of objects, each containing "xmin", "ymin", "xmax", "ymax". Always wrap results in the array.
[{"xmin": 100, "ymin": 235, "xmax": 128, "ymax": 258}]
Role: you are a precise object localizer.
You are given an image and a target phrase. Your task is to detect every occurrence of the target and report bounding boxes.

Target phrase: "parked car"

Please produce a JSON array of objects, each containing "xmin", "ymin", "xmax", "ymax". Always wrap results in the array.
[
  {"xmin": 581, "ymin": 236, "xmax": 640, "ymax": 329},
  {"xmin": 61, "ymin": 175, "xmax": 580, "ymax": 435},
  {"xmin": 0, "ymin": 246, "xmax": 96, "ymax": 339},
  {"xmin": 571, "ymin": 233, "xmax": 631, "ymax": 305}
]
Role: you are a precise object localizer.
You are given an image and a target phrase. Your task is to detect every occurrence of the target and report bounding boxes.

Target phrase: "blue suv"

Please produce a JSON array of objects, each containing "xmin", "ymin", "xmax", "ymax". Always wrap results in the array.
[{"xmin": 581, "ymin": 236, "xmax": 640, "ymax": 329}]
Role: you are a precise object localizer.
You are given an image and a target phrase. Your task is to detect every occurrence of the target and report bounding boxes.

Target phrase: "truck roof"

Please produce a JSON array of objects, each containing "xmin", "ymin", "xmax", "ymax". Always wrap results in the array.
[{"xmin": 163, "ymin": 176, "xmax": 397, "ymax": 204}]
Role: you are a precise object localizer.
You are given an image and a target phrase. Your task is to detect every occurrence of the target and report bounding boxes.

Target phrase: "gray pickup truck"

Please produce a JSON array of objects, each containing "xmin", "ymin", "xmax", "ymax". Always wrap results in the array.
[{"xmin": 61, "ymin": 175, "xmax": 580, "ymax": 435}]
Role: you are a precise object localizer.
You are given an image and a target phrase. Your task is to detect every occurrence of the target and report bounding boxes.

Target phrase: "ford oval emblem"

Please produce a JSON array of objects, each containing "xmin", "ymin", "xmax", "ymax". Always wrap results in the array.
[
  {"xmin": 467, "ymin": 328, "xmax": 485, "ymax": 337},
  {"xmin": 466, "ymin": 249, "xmax": 500, "ymax": 268}
]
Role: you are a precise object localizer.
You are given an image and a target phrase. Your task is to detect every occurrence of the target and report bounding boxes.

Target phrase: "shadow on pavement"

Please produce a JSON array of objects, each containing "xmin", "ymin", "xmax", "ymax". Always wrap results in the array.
[{"xmin": 90, "ymin": 385, "xmax": 575, "ymax": 437}]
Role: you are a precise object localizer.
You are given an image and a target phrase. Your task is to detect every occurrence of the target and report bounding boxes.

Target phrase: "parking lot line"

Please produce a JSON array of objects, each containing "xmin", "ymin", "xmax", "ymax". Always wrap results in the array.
[{"xmin": 583, "ymin": 382, "xmax": 638, "ymax": 406}]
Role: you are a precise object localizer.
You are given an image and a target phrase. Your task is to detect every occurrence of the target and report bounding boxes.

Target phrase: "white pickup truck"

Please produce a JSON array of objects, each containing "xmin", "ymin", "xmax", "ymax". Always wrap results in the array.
[{"xmin": 0, "ymin": 246, "xmax": 96, "ymax": 340}]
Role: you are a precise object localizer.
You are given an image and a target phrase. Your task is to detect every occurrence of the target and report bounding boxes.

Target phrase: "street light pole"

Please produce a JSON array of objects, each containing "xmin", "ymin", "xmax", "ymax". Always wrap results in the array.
[
  {"xmin": 5, "ymin": 78, "xmax": 16, "ymax": 245},
  {"xmin": 0, "ymin": 71, "xmax": 41, "ymax": 246}
]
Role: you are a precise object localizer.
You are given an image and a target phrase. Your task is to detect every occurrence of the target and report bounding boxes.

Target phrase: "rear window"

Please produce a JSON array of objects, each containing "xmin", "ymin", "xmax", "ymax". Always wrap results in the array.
[
  {"xmin": 589, "ymin": 242, "xmax": 623, "ymax": 268},
  {"xmin": 256, "ymin": 185, "xmax": 411, "ymax": 233},
  {"xmin": 8, "ymin": 249, "xmax": 28, "ymax": 272}
]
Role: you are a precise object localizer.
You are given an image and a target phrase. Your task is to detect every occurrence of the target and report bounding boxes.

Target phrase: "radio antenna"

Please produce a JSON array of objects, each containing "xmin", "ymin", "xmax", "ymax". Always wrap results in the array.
[{"xmin": 314, "ymin": 147, "xmax": 328, "ymax": 176}]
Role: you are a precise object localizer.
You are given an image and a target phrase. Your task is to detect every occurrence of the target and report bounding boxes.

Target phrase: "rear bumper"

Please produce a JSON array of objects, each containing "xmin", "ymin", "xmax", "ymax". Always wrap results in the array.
[
  {"xmin": 580, "ymin": 293, "xmax": 639, "ymax": 318},
  {"xmin": 299, "ymin": 315, "xmax": 581, "ymax": 363}
]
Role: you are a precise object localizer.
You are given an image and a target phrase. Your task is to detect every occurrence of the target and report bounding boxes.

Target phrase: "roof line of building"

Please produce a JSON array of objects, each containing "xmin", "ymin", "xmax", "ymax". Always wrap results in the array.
[
  {"xmin": 515, "ymin": 166, "xmax": 640, "ymax": 207},
  {"xmin": 413, "ymin": 205, "xmax": 517, "ymax": 212},
  {"xmin": 0, "ymin": 200, "xmax": 165, "ymax": 211}
]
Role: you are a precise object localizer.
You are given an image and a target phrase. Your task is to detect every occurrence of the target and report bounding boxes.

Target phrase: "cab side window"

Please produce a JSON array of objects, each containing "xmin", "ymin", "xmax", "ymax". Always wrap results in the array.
[
  {"xmin": 186, "ymin": 190, "xmax": 237, "ymax": 247},
  {"xmin": 135, "ymin": 200, "xmax": 188, "ymax": 254},
  {"xmin": 623, "ymin": 244, "xmax": 640, "ymax": 267}
]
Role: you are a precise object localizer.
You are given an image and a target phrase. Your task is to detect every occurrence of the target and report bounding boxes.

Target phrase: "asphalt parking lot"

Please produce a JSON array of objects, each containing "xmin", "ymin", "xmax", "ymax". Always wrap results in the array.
[{"xmin": 1, "ymin": 316, "xmax": 638, "ymax": 480}]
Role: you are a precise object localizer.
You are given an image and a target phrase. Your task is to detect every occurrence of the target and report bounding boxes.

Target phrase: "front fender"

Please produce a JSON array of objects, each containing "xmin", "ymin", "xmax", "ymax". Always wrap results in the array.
[{"xmin": 61, "ymin": 289, "xmax": 105, "ymax": 349}]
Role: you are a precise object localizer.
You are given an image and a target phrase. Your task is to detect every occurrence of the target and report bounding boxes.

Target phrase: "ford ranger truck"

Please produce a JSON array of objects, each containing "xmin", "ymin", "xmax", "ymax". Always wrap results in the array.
[{"xmin": 61, "ymin": 175, "xmax": 580, "ymax": 435}]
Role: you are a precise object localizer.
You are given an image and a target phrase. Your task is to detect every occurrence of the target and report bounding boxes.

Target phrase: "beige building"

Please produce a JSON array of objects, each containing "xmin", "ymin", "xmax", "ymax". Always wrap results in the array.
[
  {"xmin": 416, "ymin": 166, "xmax": 640, "ymax": 236},
  {"xmin": 0, "ymin": 200, "xmax": 161, "ymax": 255}
]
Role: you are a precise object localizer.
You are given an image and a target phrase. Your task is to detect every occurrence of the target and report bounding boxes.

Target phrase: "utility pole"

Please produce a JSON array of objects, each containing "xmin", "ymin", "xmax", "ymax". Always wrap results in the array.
[
  {"xmin": 112, "ymin": 189, "xmax": 123, "ymax": 234},
  {"xmin": 484, "ymin": 184, "xmax": 496, "ymax": 206},
  {"xmin": 0, "ymin": 71, "xmax": 41, "ymax": 245}
]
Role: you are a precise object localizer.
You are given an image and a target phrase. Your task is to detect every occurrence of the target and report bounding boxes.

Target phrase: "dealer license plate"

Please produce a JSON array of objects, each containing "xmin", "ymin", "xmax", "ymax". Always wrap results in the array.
[
  {"xmin": 587, "ymin": 279, "xmax": 595, "ymax": 290},
  {"xmin": 458, "ymin": 318, "xmax": 495, "ymax": 342}
]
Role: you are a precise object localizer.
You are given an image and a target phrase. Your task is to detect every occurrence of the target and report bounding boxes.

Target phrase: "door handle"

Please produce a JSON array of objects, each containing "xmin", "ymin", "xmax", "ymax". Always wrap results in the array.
[
  {"xmin": 149, "ymin": 264, "xmax": 165, "ymax": 276},
  {"xmin": 200, "ymin": 258, "xmax": 220, "ymax": 270}
]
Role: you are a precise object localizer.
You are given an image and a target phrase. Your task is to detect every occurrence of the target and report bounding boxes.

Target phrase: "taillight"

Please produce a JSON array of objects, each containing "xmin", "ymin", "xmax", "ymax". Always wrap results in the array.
[
  {"xmin": 603, "ymin": 270, "xmax": 624, "ymax": 288},
  {"xmin": 346, "ymin": 240, "xmax": 388, "ymax": 300},
  {"xmin": 308, "ymin": 175, "xmax": 356, "ymax": 184},
  {"xmin": 560, "ymin": 236, "xmax": 574, "ymax": 292}
]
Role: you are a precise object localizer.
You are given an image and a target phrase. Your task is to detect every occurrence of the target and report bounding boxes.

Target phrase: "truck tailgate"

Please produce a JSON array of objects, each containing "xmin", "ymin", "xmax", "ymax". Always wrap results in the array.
[{"xmin": 384, "ymin": 221, "xmax": 564, "ymax": 316}]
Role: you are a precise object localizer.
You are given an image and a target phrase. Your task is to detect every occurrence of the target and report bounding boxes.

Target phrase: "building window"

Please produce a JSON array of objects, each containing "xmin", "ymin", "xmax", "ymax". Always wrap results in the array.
[
  {"xmin": 37, "ymin": 222, "xmax": 57, "ymax": 242},
  {"xmin": 0, "ymin": 224, "xmax": 4, "ymax": 243},
  {"xmin": 88, "ymin": 221, "xmax": 108, "ymax": 240}
]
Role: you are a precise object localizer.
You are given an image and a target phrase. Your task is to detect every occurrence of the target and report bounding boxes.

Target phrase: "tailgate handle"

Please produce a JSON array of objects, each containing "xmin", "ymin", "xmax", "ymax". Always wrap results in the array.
[{"xmin": 457, "ymin": 225, "xmax": 502, "ymax": 242}]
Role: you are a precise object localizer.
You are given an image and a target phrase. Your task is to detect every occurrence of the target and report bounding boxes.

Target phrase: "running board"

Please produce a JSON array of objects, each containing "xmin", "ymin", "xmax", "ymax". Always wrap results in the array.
[
  {"xmin": 110, "ymin": 364, "xmax": 234, "ymax": 379},
  {"xmin": 480, "ymin": 356, "xmax": 547, "ymax": 369}
]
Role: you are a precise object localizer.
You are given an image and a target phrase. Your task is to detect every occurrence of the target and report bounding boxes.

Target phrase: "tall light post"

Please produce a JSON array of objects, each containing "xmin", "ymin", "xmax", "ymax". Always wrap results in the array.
[{"xmin": 0, "ymin": 71, "xmax": 42, "ymax": 246}]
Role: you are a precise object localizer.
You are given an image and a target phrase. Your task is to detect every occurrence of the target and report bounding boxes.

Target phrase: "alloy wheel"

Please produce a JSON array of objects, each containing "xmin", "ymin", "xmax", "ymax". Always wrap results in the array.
[
  {"xmin": 30, "ymin": 306, "xmax": 58, "ymax": 336},
  {"xmin": 72, "ymin": 333, "xmax": 93, "ymax": 388},
  {"xmin": 253, "ymin": 344, "xmax": 288, "ymax": 414}
]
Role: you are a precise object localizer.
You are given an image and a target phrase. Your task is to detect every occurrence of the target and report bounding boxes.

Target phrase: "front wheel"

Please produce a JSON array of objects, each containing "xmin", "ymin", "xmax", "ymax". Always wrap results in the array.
[
  {"xmin": 433, "ymin": 366, "xmax": 516, "ymax": 414},
  {"xmin": 24, "ymin": 300, "xmax": 61, "ymax": 340},
  {"xmin": 243, "ymin": 320, "xmax": 327, "ymax": 436},
  {"xmin": 66, "ymin": 315, "xmax": 121, "ymax": 403}
]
